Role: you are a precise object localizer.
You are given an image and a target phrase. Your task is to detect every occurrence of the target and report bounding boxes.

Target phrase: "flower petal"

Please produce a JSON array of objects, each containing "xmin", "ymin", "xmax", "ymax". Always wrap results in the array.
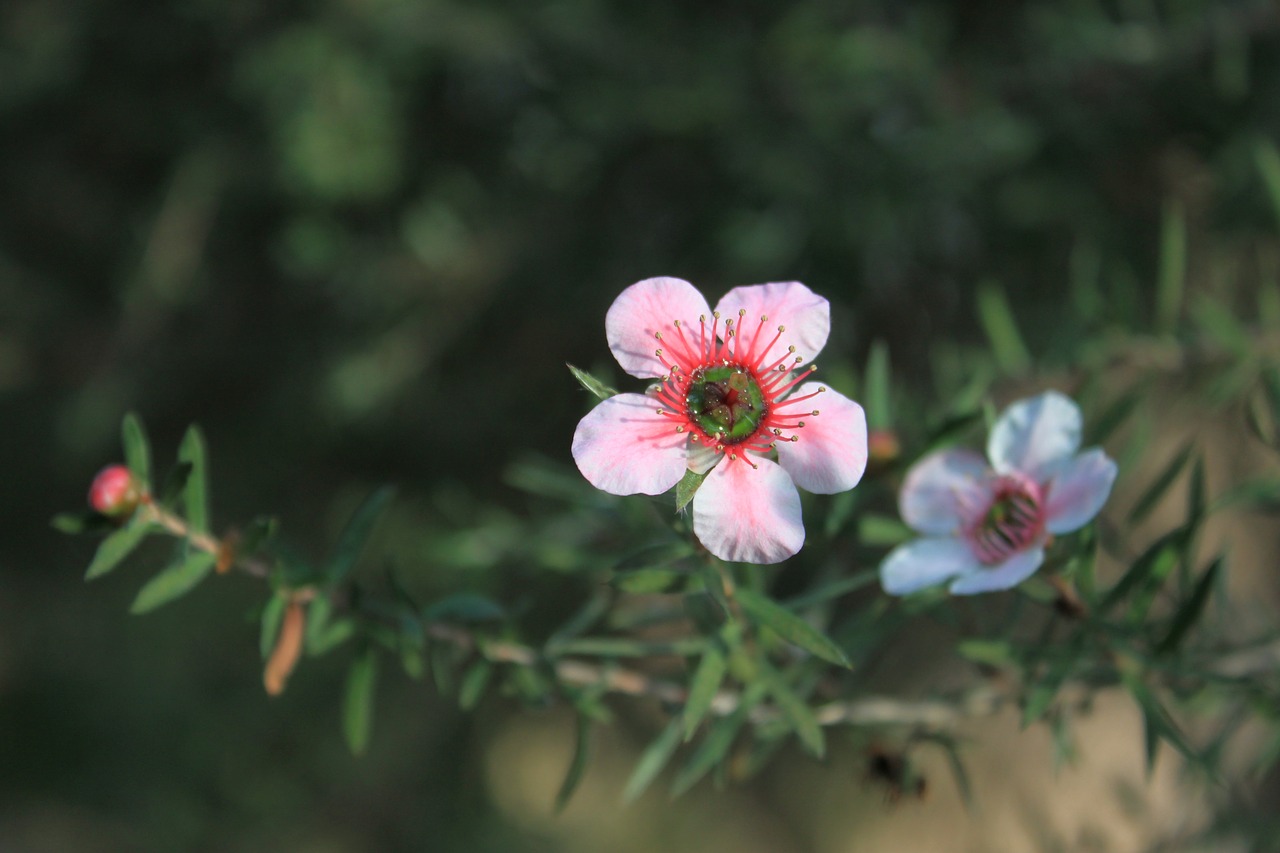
[
  {"xmin": 898, "ymin": 448, "xmax": 992, "ymax": 535},
  {"xmin": 775, "ymin": 383, "xmax": 867, "ymax": 494},
  {"xmin": 606, "ymin": 277, "xmax": 713, "ymax": 379},
  {"xmin": 714, "ymin": 281, "xmax": 830, "ymax": 367},
  {"xmin": 948, "ymin": 546, "xmax": 1045, "ymax": 595},
  {"xmin": 1044, "ymin": 447, "xmax": 1117, "ymax": 534},
  {"xmin": 879, "ymin": 537, "xmax": 981, "ymax": 596},
  {"xmin": 686, "ymin": 441, "xmax": 721, "ymax": 474},
  {"xmin": 692, "ymin": 456, "xmax": 803, "ymax": 563},
  {"xmin": 572, "ymin": 393, "xmax": 688, "ymax": 495},
  {"xmin": 987, "ymin": 390, "xmax": 1083, "ymax": 480}
]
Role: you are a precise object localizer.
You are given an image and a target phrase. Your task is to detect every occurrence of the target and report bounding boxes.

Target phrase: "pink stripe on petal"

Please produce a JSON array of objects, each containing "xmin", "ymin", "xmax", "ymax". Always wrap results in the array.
[
  {"xmin": 692, "ymin": 456, "xmax": 804, "ymax": 564},
  {"xmin": 879, "ymin": 537, "xmax": 981, "ymax": 595},
  {"xmin": 987, "ymin": 391, "xmax": 1083, "ymax": 480},
  {"xmin": 948, "ymin": 546, "xmax": 1045, "ymax": 595},
  {"xmin": 572, "ymin": 393, "xmax": 689, "ymax": 496},
  {"xmin": 775, "ymin": 384, "xmax": 867, "ymax": 494},
  {"xmin": 1044, "ymin": 447, "xmax": 1117, "ymax": 534},
  {"xmin": 606, "ymin": 277, "xmax": 713, "ymax": 379},
  {"xmin": 713, "ymin": 281, "xmax": 830, "ymax": 367},
  {"xmin": 899, "ymin": 448, "xmax": 992, "ymax": 535}
]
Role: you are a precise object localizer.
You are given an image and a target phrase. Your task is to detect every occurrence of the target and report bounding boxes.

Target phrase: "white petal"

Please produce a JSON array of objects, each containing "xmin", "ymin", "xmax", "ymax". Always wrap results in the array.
[
  {"xmin": 878, "ymin": 537, "xmax": 981, "ymax": 596},
  {"xmin": 775, "ymin": 384, "xmax": 867, "ymax": 494},
  {"xmin": 686, "ymin": 441, "xmax": 721, "ymax": 475},
  {"xmin": 987, "ymin": 390, "xmax": 1083, "ymax": 480},
  {"xmin": 571, "ymin": 393, "xmax": 688, "ymax": 495},
  {"xmin": 606, "ymin": 277, "xmax": 713, "ymax": 379},
  {"xmin": 713, "ymin": 281, "xmax": 830, "ymax": 368},
  {"xmin": 1044, "ymin": 448, "xmax": 1117, "ymax": 534},
  {"xmin": 948, "ymin": 546, "xmax": 1045, "ymax": 595},
  {"xmin": 898, "ymin": 448, "xmax": 993, "ymax": 535},
  {"xmin": 692, "ymin": 456, "xmax": 804, "ymax": 564}
]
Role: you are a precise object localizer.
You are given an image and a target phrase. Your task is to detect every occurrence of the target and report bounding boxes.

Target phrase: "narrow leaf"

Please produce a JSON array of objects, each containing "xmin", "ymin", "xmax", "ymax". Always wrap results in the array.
[
  {"xmin": 682, "ymin": 646, "xmax": 727, "ymax": 740},
  {"xmin": 1086, "ymin": 388, "xmax": 1141, "ymax": 445},
  {"xmin": 423, "ymin": 593, "xmax": 506, "ymax": 623},
  {"xmin": 612, "ymin": 568, "xmax": 685, "ymax": 594},
  {"xmin": 622, "ymin": 718, "xmax": 684, "ymax": 804},
  {"xmin": 1256, "ymin": 138, "xmax": 1280, "ymax": 231},
  {"xmin": 783, "ymin": 569, "xmax": 879, "ymax": 610},
  {"xmin": 157, "ymin": 462, "xmax": 193, "ymax": 507},
  {"xmin": 177, "ymin": 425, "xmax": 210, "ymax": 534},
  {"xmin": 259, "ymin": 594, "xmax": 288, "ymax": 659},
  {"xmin": 458, "ymin": 660, "xmax": 492, "ymax": 710},
  {"xmin": 121, "ymin": 412, "xmax": 151, "ymax": 485},
  {"xmin": 1022, "ymin": 647, "xmax": 1078, "ymax": 726},
  {"xmin": 976, "ymin": 279, "xmax": 1031, "ymax": 375},
  {"xmin": 864, "ymin": 339, "xmax": 892, "ymax": 430},
  {"xmin": 555, "ymin": 714, "xmax": 593, "ymax": 813},
  {"xmin": 85, "ymin": 515, "xmax": 153, "ymax": 580},
  {"xmin": 343, "ymin": 649, "xmax": 378, "ymax": 755},
  {"xmin": 1155, "ymin": 200, "xmax": 1186, "ymax": 334},
  {"xmin": 1127, "ymin": 442, "xmax": 1194, "ymax": 524},
  {"xmin": 1102, "ymin": 527, "xmax": 1188, "ymax": 612},
  {"xmin": 734, "ymin": 588, "xmax": 851, "ymax": 668},
  {"xmin": 54, "ymin": 510, "xmax": 118, "ymax": 536},
  {"xmin": 130, "ymin": 550, "xmax": 216, "ymax": 613},
  {"xmin": 566, "ymin": 363, "xmax": 618, "ymax": 401},
  {"xmin": 327, "ymin": 486, "xmax": 395, "ymax": 585},
  {"xmin": 957, "ymin": 639, "xmax": 1018, "ymax": 669},
  {"xmin": 1156, "ymin": 557, "xmax": 1224, "ymax": 655},
  {"xmin": 857, "ymin": 513, "xmax": 914, "ymax": 546},
  {"xmin": 671, "ymin": 682, "xmax": 767, "ymax": 796},
  {"xmin": 674, "ymin": 469, "xmax": 707, "ymax": 514},
  {"xmin": 760, "ymin": 663, "xmax": 824, "ymax": 759}
]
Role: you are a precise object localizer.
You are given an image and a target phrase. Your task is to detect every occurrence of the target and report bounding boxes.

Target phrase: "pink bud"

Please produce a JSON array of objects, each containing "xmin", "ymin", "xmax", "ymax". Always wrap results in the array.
[
  {"xmin": 867, "ymin": 429, "xmax": 901, "ymax": 466},
  {"xmin": 89, "ymin": 464, "xmax": 141, "ymax": 517}
]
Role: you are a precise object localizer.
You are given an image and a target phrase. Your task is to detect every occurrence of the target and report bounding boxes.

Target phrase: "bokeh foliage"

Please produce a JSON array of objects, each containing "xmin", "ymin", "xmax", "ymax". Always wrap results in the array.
[{"xmin": 5, "ymin": 0, "xmax": 1280, "ymax": 850}]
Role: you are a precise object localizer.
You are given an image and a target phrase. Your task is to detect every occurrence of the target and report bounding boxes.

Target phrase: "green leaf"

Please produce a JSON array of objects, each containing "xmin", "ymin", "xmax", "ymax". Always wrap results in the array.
[
  {"xmin": 343, "ymin": 649, "xmax": 378, "ymax": 756},
  {"xmin": 259, "ymin": 594, "xmax": 288, "ymax": 659},
  {"xmin": 864, "ymin": 339, "xmax": 892, "ymax": 430},
  {"xmin": 621, "ymin": 718, "xmax": 684, "ymax": 804},
  {"xmin": 857, "ymin": 513, "xmax": 914, "ymax": 546},
  {"xmin": 976, "ymin": 279, "xmax": 1031, "ymax": 375},
  {"xmin": 922, "ymin": 409, "xmax": 984, "ymax": 453},
  {"xmin": 1022, "ymin": 645, "xmax": 1079, "ymax": 726},
  {"xmin": 1155, "ymin": 199, "xmax": 1186, "ymax": 334},
  {"xmin": 682, "ymin": 645, "xmax": 727, "ymax": 740},
  {"xmin": 239, "ymin": 515, "xmax": 279, "ymax": 557},
  {"xmin": 121, "ymin": 412, "xmax": 151, "ymax": 485},
  {"xmin": 612, "ymin": 568, "xmax": 685, "ymax": 594},
  {"xmin": 1101, "ymin": 527, "xmax": 1188, "ymax": 613},
  {"xmin": 566, "ymin": 363, "xmax": 618, "ymax": 401},
  {"xmin": 177, "ymin": 426, "xmax": 210, "ymax": 534},
  {"xmin": 1156, "ymin": 556, "xmax": 1223, "ymax": 655},
  {"xmin": 130, "ymin": 550, "xmax": 216, "ymax": 613},
  {"xmin": 1121, "ymin": 671, "xmax": 1196, "ymax": 776},
  {"xmin": 423, "ymin": 593, "xmax": 507, "ymax": 623},
  {"xmin": 555, "ymin": 714, "xmax": 593, "ymax": 813},
  {"xmin": 1127, "ymin": 442, "xmax": 1194, "ymax": 524},
  {"xmin": 1086, "ymin": 388, "xmax": 1141, "ymax": 445},
  {"xmin": 157, "ymin": 462, "xmax": 193, "ymax": 507},
  {"xmin": 1255, "ymin": 138, "xmax": 1280, "ymax": 231},
  {"xmin": 957, "ymin": 639, "xmax": 1018, "ymax": 669},
  {"xmin": 53, "ymin": 510, "xmax": 117, "ymax": 536},
  {"xmin": 734, "ymin": 588, "xmax": 851, "ymax": 668},
  {"xmin": 326, "ymin": 486, "xmax": 395, "ymax": 585},
  {"xmin": 782, "ymin": 569, "xmax": 879, "ymax": 610},
  {"xmin": 674, "ymin": 469, "xmax": 707, "ymax": 514},
  {"xmin": 760, "ymin": 663, "xmax": 824, "ymax": 759},
  {"xmin": 458, "ymin": 660, "xmax": 492, "ymax": 710},
  {"xmin": 85, "ymin": 515, "xmax": 153, "ymax": 580},
  {"xmin": 1210, "ymin": 478, "xmax": 1280, "ymax": 513},
  {"xmin": 670, "ymin": 682, "xmax": 767, "ymax": 796}
]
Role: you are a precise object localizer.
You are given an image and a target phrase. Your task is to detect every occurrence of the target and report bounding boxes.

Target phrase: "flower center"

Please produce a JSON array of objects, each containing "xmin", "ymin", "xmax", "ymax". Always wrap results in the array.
[
  {"xmin": 685, "ymin": 366, "xmax": 766, "ymax": 444},
  {"xmin": 649, "ymin": 309, "xmax": 826, "ymax": 467},
  {"xmin": 965, "ymin": 474, "xmax": 1045, "ymax": 566}
]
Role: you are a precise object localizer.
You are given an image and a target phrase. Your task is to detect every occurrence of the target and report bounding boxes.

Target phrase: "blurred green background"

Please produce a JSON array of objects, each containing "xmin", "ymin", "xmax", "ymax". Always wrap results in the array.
[{"xmin": 4, "ymin": 1, "xmax": 1280, "ymax": 850}]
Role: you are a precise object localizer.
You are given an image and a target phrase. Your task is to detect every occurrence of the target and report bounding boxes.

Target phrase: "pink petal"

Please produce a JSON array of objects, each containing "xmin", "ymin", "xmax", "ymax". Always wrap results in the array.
[
  {"xmin": 879, "ymin": 537, "xmax": 981, "ymax": 595},
  {"xmin": 713, "ymin": 281, "xmax": 830, "ymax": 368},
  {"xmin": 948, "ymin": 546, "xmax": 1045, "ymax": 595},
  {"xmin": 572, "ymin": 393, "xmax": 689, "ymax": 495},
  {"xmin": 775, "ymin": 383, "xmax": 867, "ymax": 494},
  {"xmin": 606, "ymin": 277, "xmax": 713, "ymax": 379},
  {"xmin": 987, "ymin": 391, "xmax": 1083, "ymax": 480},
  {"xmin": 692, "ymin": 456, "xmax": 804, "ymax": 563},
  {"xmin": 1043, "ymin": 448, "xmax": 1117, "ymax": 534},
  {"xmin": 898, "ymin": 448, "xmax": 992, "ymax": 535}
]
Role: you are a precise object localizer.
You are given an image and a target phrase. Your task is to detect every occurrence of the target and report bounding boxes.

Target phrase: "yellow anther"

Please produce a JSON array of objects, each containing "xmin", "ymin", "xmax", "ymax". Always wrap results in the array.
[
  {"xmin": 738, "ymin": 308, "xmax": 746, "ymax": 316},
  {"xmin": 713, "ymin": 311, "xmax": 721, "ymax": 319},
  {"xmin": 811, "ymin": 409, "xmax": 819, "ymax": 416},
  {"xmin": 729, "ymin": 453, "xmax": 738, "ymax": 461}
]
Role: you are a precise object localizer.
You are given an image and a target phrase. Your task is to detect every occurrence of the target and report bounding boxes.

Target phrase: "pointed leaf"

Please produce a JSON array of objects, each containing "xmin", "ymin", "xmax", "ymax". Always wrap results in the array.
[
  {"xmin": 682, "ymin": 645, "xmax": 727, "ymax": 740},
  {"xmin": 864, "ymin": 339, "xmax": 892, "ymax": 430},
  {"xmin": 343, "ymin": 649, "xmax": 378, "ymax": 755},
  {"xmin": 423, "ymin": 593, "xmax": 507, "ymax": 624},
  {"xmin": 674, "ymin": 469, "xmax": 707, "ymax": 514},
  {"xmin": 1156, "ymin": 556, "xmax": 1223, "ymax": 655},
  {"xmin": 54, "ymin": 510, "xmax": 120, "ymax": 536},
  {"xmin": 85, "ymin": 515, "xmax": 153, "ymax": 580},
  {"xmin": 760, "ymin": 663, "xmax": 824, "ymax": 758},
  {"xmin": 1155, "ymin": 200, "xmax": 1186, "ymax": 333},
  {"xmin": 566, "ymin": 363, "xmax": 618, "ymax": 401},
  {"xmin": 157, "ymin": 462, "xmax": 193, "ymax": 507},
  {"xmin": 735, "ymin": 588, "xmax": 851, "ymax": 668},
  {"xmin": 555, "ymin": 714, "xmax": 593, "ymax": 813},
  {"xmin": 458, "ymin": 660, "xmax": 492, "ymax": 710},
  {"xmin": 622, "ymin": 718, "xmax": 683, "ymax": 804},
  {"xmin": 130, "ymin": 550, "xmax": 216, "ymax": 613},
  {"xmin": 121, "ymin": 412, "xmax": 151, "ymax": 485},
  {"xmin": 177, "ymin": 425, "xmax": 210, "ymax": 534},
  {"xmin": 1127, "ymin": 442, "xmax": 1195, "ymax": 524},
  {"xmin": 327, "ymin": 486, "xmax": 395, "ymax": 585},
  {"xmin": 260, "ymin": 594, "xmax": 288, "ymax": 659},
  {"xmin": 670, "ymin": 682, "xmax": 767, "ymax": 796},
  {"xmin": 976, "ymin": 279, "xmax": 1031, "ymax": 375}
]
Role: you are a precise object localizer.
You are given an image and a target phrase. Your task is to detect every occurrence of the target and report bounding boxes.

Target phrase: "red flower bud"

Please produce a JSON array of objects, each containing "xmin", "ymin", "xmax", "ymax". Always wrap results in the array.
[{"xmin": 88, "ymin": 464, "xmax": 141, "ymax": 517}]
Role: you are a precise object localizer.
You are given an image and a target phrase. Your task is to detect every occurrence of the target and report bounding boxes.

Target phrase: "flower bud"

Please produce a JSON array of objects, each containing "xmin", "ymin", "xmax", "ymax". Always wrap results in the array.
[
  {"xmin": 867, "ymin": 429, "xmax": 901, "ymax": 467},
  {"xmin": 88, "ymin": 464, "xmax": 141, "ymax": 517}
]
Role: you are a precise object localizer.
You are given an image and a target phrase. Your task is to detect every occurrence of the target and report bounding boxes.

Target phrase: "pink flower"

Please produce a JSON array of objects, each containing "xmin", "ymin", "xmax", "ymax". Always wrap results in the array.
[
  {"xmin": 89, "ymin": 464, "xmax": 142, "ymax": 517},
  {"xmin": 879, "ymin": 391, "xmax": 1117, "ymax": 595},
  {"xmin": 572, "ymin": 277, "xmax": 868, "ymax": 564}
]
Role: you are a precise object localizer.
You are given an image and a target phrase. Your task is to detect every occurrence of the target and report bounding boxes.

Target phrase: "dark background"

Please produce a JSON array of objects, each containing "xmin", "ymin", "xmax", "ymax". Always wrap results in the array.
[{"xmin": 3, "ymin": 1, "xmax": 1279, "ymax": 850}]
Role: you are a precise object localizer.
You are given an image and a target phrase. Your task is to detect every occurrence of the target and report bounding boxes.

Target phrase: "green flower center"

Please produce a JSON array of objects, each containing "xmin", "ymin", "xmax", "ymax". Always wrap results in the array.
[{"xmin": 684, "ymin": 366, "xmax": 766, "ymax": 444}]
